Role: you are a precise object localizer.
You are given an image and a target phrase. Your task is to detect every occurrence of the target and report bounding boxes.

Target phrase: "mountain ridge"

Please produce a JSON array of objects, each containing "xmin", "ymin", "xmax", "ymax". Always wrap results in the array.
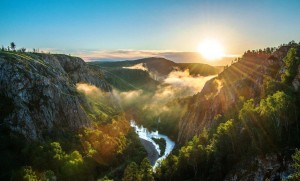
[{"xmin": 92, "ymin": 57, "xmax": 221, "ymax": 76}]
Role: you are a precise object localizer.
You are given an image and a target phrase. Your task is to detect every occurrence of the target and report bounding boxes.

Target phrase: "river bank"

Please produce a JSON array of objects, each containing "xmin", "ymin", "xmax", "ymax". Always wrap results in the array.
[
  {"xmin": 130, "ymin": 120, "xmax": 175, "ymax": 167},
  {"xmin": 139, "ymin": 138, "xmax": 159, "ymax": 165}
]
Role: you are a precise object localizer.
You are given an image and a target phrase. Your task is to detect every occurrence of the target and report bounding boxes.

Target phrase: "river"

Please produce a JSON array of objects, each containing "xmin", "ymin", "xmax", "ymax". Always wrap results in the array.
[{"xmin": 130, "ymin": 120, "xmax": 175, "ymax": 168}]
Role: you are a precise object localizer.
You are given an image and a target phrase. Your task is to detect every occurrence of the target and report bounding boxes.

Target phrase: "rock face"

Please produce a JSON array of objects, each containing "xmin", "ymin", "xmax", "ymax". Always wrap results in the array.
[
  {"xmin": 0, "ymin": 52, "xmax": 111, "ymax": 140},
  {"xmin": 225, "ymin": 154, "xmax": 292, "ymax": 181},
  {"xmin": 178, "ymin": 46, "xmax": 294, "ymax": 144}
]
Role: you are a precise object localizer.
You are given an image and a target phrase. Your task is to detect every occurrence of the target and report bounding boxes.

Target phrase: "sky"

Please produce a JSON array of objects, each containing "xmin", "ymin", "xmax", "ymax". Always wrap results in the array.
[{"xmin": 1, "ymin": 0, "xmax": 300, "ymax": 64}]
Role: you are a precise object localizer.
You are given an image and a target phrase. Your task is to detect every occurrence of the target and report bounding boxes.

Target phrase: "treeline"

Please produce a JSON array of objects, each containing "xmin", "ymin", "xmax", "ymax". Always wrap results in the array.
[
  {"xmin": 223, "ymin": 40, "xmax": 300, "ymax": 71},
  {"xmin": 243, "ymin": 47, "xmax": 277, "ymax": 57},
  {"xmin": 1, "ymin": 42, "xmax": 45, "ymax": 53},
  {"xmin": 154, "ymin": 45, "xmax": 300, "ymax": 180},
  {"xmin": 122, "ymin": 159, "xmax": 154, "ymax": 181},
  {"xmin": 243, "ymin": 40, "xmax": 300, "ymax": 58}
]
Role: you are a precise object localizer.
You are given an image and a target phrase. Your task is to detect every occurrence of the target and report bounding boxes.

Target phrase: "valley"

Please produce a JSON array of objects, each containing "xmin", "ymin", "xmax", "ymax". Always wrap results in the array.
[
  {"xmin": 2, "ymin": 1, "xmax": 300, "ymax": 180},
  {"xmin": 1, "ymin": 42, "xmax": 300, "ymax": 181}
]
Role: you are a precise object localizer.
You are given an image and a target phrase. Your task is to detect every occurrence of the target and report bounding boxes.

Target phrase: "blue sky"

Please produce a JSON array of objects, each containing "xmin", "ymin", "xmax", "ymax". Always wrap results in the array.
[{"xmin": 1, "ymin": 0, "xmax": 300, "ymax": 63}]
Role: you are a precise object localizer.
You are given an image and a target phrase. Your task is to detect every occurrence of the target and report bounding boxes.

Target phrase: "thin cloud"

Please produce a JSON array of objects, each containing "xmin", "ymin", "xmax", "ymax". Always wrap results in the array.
[
  {"xmin": 36, "ymin": 48, "xmax": 239, "ymax": 65},
  {"xmin": 79, "ymin": 50, "xmax": 239, "ymax": 65}
]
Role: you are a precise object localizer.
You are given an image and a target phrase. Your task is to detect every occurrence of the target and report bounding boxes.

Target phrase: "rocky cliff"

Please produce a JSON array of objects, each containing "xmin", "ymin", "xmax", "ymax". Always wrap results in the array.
[
  {"xmin": 225, "ymin": 153, "xmax": 292, "ymax": 181},
  {"xmin": 178, "ymin": 46, "xmax": 296, "ymax": 144},
  {"xmin": 0, "ymin": 52, "xmax": 111, "ymax": 140}
]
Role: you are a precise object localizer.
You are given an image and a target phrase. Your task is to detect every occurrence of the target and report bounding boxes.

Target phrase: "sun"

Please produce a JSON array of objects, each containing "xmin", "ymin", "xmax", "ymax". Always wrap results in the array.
[{"xmin": 197, "ymin": 39, "xmax": 225, "ymax": 60}]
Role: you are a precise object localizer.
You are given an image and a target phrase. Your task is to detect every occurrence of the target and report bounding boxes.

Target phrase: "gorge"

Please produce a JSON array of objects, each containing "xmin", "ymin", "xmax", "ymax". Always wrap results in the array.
[{"xmin": 1, "ymin": 42, "xmax": 300, "ymax": 180}]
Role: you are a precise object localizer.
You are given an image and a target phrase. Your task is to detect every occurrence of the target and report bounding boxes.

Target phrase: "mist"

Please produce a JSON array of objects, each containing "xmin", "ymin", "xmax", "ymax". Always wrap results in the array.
[
  {"xmin": 122, "ymin": 63, "xmax": 148, "ymax": 71},
  {"xmin": 76, "ymin": 83, "xmax": 105, "ymax": 98},
  {"xmin": 115, "ymin": 68, "xmax": 217, "ymax": 136},
  {"xmin": 76, "ymin": 68, "xmax": 215, "ymax": 133},
  {"xmin": 157, "ymin": 69, "xmax": 216, "ymax": 99}
]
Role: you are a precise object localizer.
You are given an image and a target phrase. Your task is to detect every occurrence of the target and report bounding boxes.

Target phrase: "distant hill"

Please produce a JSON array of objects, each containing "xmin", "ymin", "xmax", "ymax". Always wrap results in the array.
[
  {"xmin": 90, "ymin": 57, "xmax": 221, "ymax": 91},
  {"xmin": 93, "ymin": 66, "xmax": 159, "ymax": 91},
  {"xmin": 93, "ymin": 57, "xmax": 176, "ymax": 76},
  {"xmin": 92, "ymin": 57, "xmax": 220, "ymax": 76},
  {"xmin": 177, "ymin": 63, "xmax": 221, "ymax": 76}
]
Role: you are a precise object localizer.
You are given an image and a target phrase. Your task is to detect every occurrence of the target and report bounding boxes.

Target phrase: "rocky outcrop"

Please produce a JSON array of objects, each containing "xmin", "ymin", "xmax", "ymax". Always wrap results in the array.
[
  {"xmin": 0, "ymin": 52, "xmax": 111, "ymax": 140},
  {"xmin": 225, "ymin": 154, "xmax": 292, "ymax": 181},
  {"xmin": 178, "ymin": 46, "xmax": 293, "ymax": 144}
]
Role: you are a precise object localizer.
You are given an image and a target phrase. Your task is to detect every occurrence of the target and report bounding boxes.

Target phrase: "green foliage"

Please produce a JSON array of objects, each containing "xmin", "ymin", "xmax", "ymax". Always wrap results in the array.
[
  {"xmin": 122, "ymin": 162, "xmax": 141, "ymax": 181},
  {"xmin": 152, "ymin": 138, "xmax": 166, "ymax": 156},
  {"xmin": 98, "ymin": 176, "xmax": 114, "ymax": 181},
  {"xmin": 292, "ymin": 149, "xmax": 300, "ymax": 173},
  {"xmin": 156, "ymin": 154, "xmax": 178, "ymax": 180},
  {"xmin": 139, "ymin": 158, "xmax": 154, "ymax": 181},
  {"xmin": 239, "ymin": 91, "xmax": 297, "ymax": 152},
  {"xmin": 28, "ymin": 141, "xmax": 86, "ymax": 180},
  {"xmin": 61, "ymin": 150, "xmax": 84, "ymax": 177},
  {"xmin": 43, "ymin": 170, "xmax": 56, "ymax": 181},
  {"xmin": 208, "ymin": 119, "xmax": 238, "ymax": 180},
  {"xmin": 261, "ymin": 76, "xmax": 283, "ymax": 98},
  {"xmin": 157, "ymin": 87, "xmax": 299, "ymax": 180},
  {"xmin": 13, "ymin": 167, "xmax": 56, "ymax": 181},
  {"xmin": 239, "ymin": 99, "xmax": 257, "ymax": 123},
  {"xmin": 179, "ymin": 136, "xmax": 206, "ymax": 177},
  {"xmin": 210, "ymin": 119, "xmax": 235, "ymax": 153},
  {"xmin": 79, "ymin": 119, "xmax": 130, "ymax": 165},
  {"xmin": 282, "ymin": 48, "xmax": 300, "ymax": 84},
  {"xmin": 288, "ymin": 149, "xmax": 300, "ymax": 180},
  {"xmin": 20, "ymin": 166, "xmax": 40, "ymax": 181},
  {"xmin": 243, "ymin": 47, "xmax": 276, "ymax": 57}
]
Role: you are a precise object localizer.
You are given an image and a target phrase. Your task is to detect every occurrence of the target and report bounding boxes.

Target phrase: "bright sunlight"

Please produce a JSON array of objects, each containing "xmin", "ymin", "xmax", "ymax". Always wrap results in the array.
[{"xmin": 198, "ymin": 39, "xmax": 225, "ymax": 60}]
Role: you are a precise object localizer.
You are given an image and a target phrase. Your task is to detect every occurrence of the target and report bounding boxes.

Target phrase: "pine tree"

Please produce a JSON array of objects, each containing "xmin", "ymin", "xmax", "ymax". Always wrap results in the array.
[
  {"xmin": 10, "ymin": 42, "xmax": 16, "ymax": 51},
  {"xmin": 139, "ymin": 158, "xmax": 154, "ymax": 181},
  {"xmin": 122, "ymin": 162, "xmax": 141, "ymax": 181}
]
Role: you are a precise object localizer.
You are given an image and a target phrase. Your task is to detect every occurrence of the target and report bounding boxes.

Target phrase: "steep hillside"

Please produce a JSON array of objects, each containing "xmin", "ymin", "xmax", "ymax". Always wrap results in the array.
[
  {"xmin": 178, "ymin": 46, "xmax": 292, "ymax": 143},
  {"xmin": 154, "ymin": 42, "xmax": 300, "ymax": 181},
  {"xmin": 0, "ymin": 51, "xmax": 148, "ymax": 180},
  {"xmin": 90, "ymin": 64, "xmax": 159, "ymax": 91},
  {"xmin": 0, "ymin": 52, "xmax": 111, "ymax": 140}
]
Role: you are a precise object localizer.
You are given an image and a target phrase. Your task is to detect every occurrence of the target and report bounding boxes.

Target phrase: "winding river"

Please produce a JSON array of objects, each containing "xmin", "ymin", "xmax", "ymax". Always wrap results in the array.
[{"xmin": 130, "ymin": 120, "xmax": 175, "ymax": 168}]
